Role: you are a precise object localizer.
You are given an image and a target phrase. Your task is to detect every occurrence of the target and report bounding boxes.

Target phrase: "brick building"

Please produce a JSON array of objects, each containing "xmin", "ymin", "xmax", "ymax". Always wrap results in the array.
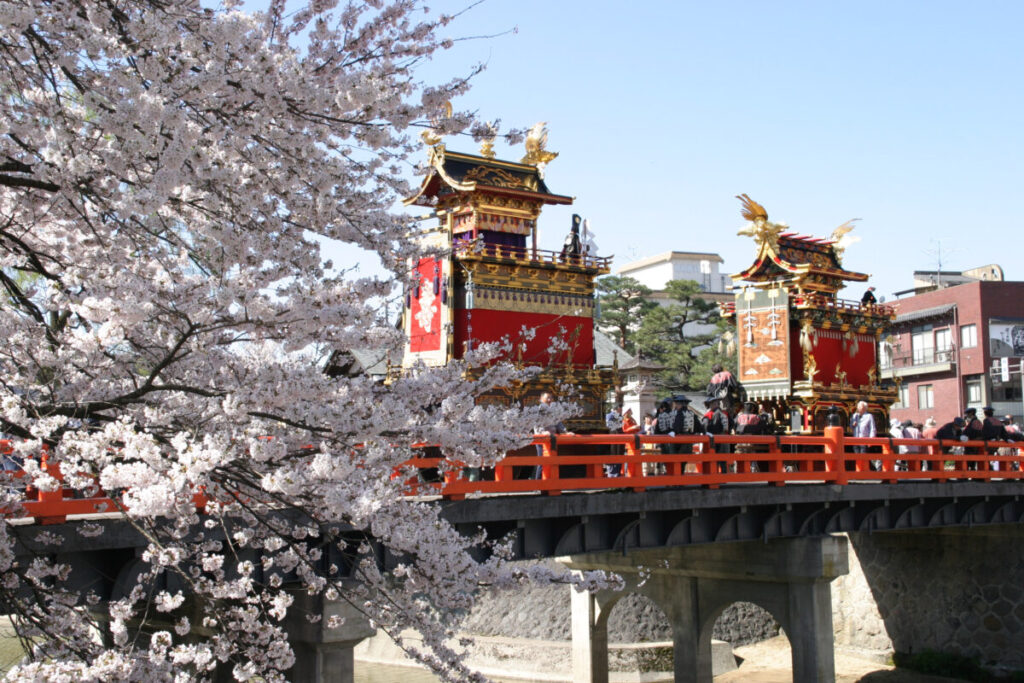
[{"xmin": 882, "ymin": 280, "xmax": 1024, "ymax": 425}]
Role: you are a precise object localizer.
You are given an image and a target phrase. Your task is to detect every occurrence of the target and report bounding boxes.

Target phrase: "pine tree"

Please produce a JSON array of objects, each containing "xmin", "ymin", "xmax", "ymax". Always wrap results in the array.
[
  {"xmin": 635, "ymin": 280, "xmax": 734, "ymax": 392},
  {"xmin": 595, "ymin": 275, "xmax": 657, "ymax": 355}
]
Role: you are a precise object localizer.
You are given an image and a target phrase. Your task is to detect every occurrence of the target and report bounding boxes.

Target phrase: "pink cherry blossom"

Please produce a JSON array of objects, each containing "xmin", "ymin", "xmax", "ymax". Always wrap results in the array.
[{"xmin": 0, "ymin": 1, "xmax": 615, "ymax": 681}]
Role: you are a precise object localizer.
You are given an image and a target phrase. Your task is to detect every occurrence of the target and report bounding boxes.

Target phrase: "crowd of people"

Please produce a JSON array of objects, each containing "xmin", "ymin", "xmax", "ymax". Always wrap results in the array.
[
  {"xmin": 536, "ymin": 356, "xmax": 1024, "ymax": 480},
  {"xmin": 851, "ymin": 403, "xmax": 1023, "ymax": 448},
  {"xmin": 598, "ymin": 364, "xmax": 779, "ymax": 476},
  {"xmin": 599, "ymin": 376, "xmax": 1024, "ymax": 477}
]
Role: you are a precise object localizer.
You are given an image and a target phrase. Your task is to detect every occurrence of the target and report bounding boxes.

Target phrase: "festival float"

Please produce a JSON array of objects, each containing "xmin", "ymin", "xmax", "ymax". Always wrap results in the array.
[
  {"xmin": 400, "ymin": 125, "xmax": 614, "ymax": 430},
  {"xmin": 724, "ymin": 195, "xmax": 897, "ymax": 433}
]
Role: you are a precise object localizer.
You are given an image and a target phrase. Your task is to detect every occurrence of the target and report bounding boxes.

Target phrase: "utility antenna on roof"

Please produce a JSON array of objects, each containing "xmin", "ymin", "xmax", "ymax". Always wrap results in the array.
[{"xmin": 923, "ymin": 239, "xmax": 959, "ymax": 289}]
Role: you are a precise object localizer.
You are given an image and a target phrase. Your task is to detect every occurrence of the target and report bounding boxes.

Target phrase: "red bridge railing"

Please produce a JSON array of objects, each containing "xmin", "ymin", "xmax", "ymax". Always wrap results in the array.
[
  {"xmin": 4, "ymin": 430, "xmax": 1024, "ymax": 523},
  {"xmin": 399, "ymin": 427, "xmax": 1024, "ymax": 500}
]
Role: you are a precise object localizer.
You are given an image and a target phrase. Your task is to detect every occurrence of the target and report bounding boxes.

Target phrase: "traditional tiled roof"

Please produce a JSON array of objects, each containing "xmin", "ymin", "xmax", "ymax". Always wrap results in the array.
[
  {"xmin": 734, "ymin": 231, "xmax": 867, "ymax": 293},
  {"xmin": 404, "ymin": 147, "xmax": 572, "ymax": 207},
  {"xmin": 892, "ymin": 303, "xmax": 957, "ymax": 324},
  {"xmin": 594, "ymin": 330, "xmax": 634, "ymax": 368},
  {"xmin": 324, "ymin": 349, "xmax": 389, "ymax": 379}
]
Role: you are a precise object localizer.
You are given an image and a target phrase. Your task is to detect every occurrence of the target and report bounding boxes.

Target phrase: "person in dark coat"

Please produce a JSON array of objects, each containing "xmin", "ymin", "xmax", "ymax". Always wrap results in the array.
[
  {"xmin": 936, "ymin": 417, "xmax": 964, "ymax": 441},
  {"xmin": 982, "ymin": 406, "xmax": 1007, "ymax": 441},
  {"xmin": 654, "ymin": 398, "xmax": 674, "ymax": 455},
  {"xmin": 963, "ymin": 408, "xmax": 984, "ymax": 439},
  {"xmin": 735, "ymin": 401, "xmax": 765, "ymax": 472},
  {"xmin": 703, "ymin": 397, "xmax": 732, "ymax": 473},
  {"xmin": 758, "ymin": 403, "xmax": 776, "ymax": 434},
  {"xmin": 962, "ymin": 407, "xmax": 984, "ymax": 469},
  {"xmin": 706, "ymin": 363, "xmax": 739, "ymax": 412},
  {"xmin": 736, "ymin": 401, "xmax": 765, "ymax": 436},
  {"xmin": 861, "ymin": 287, "xmax": 877, "ymax": 305},
  {"xmin": 664, "ymin": 395, "xmax": 702, "ymax": 456},
  {"xmin": 561, "ymin": 214, "xmax": 582, "ymax": 258},
  {"xmin": 981, "ymin": 406, "xmax": 1009, "ymax": 467},
  {"xmin": 936, "ymin": 417, "xmax": 966, "ymax": 463},
  {"xmin": 671, "ymin": 396, "xmax": 702, "ymax": 434},
  {"xmin": 703, "ymin": 398, "xmax": 731, "ymax": 438}
]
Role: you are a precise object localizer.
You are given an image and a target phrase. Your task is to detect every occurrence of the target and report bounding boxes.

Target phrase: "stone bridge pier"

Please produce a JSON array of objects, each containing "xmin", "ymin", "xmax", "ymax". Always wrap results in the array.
[
  {"xmin": 283, "ymin": 588, "xmax": 376, "ymax": 683},
  {"xmin": 563, "ymin": 535, "xmax": 849, "ymax": 683}
]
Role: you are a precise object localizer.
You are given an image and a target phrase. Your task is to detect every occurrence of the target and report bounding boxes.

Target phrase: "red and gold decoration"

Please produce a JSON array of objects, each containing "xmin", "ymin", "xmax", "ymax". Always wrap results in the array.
[
  {"xmin": 725, "ymin": 196, "xmax": 896, "ymax": 432},
  {"xmin": 737, "ymin": 286, "xmax": 791, "ymax": 399},
  {"xmin": 400, "ymin": 128, "xmax": 613, "ymax": 429},
  {"xmin": 408, "ymin": 256, "xmax": 444, "ymax": 354}
]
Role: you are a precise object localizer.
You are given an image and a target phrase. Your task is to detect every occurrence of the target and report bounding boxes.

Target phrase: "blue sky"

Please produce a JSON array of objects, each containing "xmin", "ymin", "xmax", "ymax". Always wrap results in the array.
[{"xmin": 413, "ymin": 0, "xmax": 1024, "ymax": 301}]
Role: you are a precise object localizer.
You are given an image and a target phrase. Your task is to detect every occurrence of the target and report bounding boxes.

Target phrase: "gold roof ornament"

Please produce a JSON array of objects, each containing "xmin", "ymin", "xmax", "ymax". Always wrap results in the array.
[
  {"xmin": 521, "ymin": 122, "xmax": 558, "ymax": 176},
  {"xmin": 829, "ymin": 219, "xmax": 861, "ymax": 264},
  {"xmin": 420, "ymin": 101, "xmax": 454, "ymax": 148},
  {"xmin": 736, "ymin": 194, "xmax": 786, "ymax": 255},
  {"xmin": 479, "ymin": 136, "xmax": 496, "ymax": 159},
  {"xmin": 477, "ymin": 119, "xmax": 499, "ymax": 159},
  {"xmin": 420, "ymin": 129, "xmax": 444, "ymax": 147},
  {"xmin": 731, "ymin": 195, "xmax": 870, "ymax": 294}
]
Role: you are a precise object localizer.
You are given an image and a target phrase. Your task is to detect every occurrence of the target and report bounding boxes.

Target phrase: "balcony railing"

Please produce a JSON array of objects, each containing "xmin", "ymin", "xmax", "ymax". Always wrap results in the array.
[
  {"xmin": 453, "ymin": 241, "xmax": 612, "ymax": 271},
  {"xmin": 880, "ymin": 348, "xmax": 956, "ymax": 373},
  {"xmin": 792, "ymin": 293, "xmax": 895, "ymax": 317},
  {"xmin": 720, "ymin": 294, "xmax": 895, "ymax": 317}
]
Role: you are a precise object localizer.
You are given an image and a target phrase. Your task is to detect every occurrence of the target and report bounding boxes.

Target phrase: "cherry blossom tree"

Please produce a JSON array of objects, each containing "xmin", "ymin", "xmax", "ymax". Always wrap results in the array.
[{"xmin": 0, "ymin": 1, "xmax": 616, "ymax": 680}]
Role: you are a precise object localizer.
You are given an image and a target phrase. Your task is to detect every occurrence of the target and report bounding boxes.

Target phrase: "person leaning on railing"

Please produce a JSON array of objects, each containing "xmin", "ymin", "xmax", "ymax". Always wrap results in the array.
[{"xmin": 935, "ymin": 417, "xmax": 967, "ymax": 469}]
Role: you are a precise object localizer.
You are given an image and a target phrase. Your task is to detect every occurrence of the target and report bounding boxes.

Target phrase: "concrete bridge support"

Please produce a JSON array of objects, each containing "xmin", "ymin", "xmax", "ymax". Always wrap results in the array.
[
  {"xmin": 285, "ymin": 586, "xmax": 375, "ymax": 683},
  {"xmin": 565, "ymin": 535, "xmax": 849, "ymax": 683}
]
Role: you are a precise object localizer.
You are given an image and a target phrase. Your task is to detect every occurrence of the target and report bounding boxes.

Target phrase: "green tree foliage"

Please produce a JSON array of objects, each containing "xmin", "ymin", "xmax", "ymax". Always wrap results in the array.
[
  {"xmin": 595, "ymin": 275, "xmax": 656, "ymax": 355},
  {"xmin": 635, "ymin": 280, "xmax": 735, "ymax": 392},
  {"xmin": 687, "ymin": 319, "xmax": 738, "ymax": 390}
]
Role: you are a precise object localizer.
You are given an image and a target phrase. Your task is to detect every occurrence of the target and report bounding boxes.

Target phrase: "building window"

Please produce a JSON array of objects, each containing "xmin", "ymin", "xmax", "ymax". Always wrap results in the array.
[
  {"xmin": 966, "ymin": 378, "xmax": 982, "ymax": 405},
  {"xmin": 879, "ymin": 341, "xmax": 892, "ymax": 369},
  {"xmin": 917, "ymin": 384, "xmax": 934, "ymax": 410},
  {"xmin": 911, "ymin": 325, "xmax": 934, "ymax": 365},
  {"xmin": 961, "ymin": 324, "xmax": 978, "ymax": 349},
  {"xmin": 894, "ymin": 384, "xmax": 909, "ymax": 408},
  {"xmin": 997, "ymin": 384, "xmax": 1023, "ymax": 401},
  {"xmin": 935, "ymin": 328, "xmax": 951, "ymax": 352}
]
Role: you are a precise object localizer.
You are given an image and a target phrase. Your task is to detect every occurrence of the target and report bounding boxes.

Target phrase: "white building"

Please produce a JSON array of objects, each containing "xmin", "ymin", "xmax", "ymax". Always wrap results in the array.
[
  {"xmin": 616, "ymin": 251, "xmax": 733, "ymax": 339},
  {"xmin": 617, "ymin": 251, "xmax": 731, "ymax": 296}
]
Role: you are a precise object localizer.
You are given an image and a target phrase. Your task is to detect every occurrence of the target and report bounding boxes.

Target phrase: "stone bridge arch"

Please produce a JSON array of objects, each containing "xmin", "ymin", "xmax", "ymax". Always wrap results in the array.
[{"xmin": 563, "ymin": 535, "xmax": 848, "ymax": 683}]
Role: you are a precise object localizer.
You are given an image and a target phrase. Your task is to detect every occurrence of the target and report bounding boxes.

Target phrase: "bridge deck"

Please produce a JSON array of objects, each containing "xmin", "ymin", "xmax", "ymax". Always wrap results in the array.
[{"xmin": 3, "ymin": 429, "xmax": 1024, "ymax": 526}]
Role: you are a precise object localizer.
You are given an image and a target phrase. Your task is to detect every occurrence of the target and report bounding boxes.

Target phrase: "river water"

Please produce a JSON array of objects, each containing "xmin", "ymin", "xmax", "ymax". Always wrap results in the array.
[
  {"xmin": 354, "ymin": 661, "xmax": 525, "ymax": 682},
  {"xmin": 354, "ymin": 661, "xmax": 442, "ymax": 682}
]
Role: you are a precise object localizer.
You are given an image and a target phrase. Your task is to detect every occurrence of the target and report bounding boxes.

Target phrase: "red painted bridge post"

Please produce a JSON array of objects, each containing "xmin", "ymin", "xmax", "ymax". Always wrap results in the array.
[
  {"xmin": 36, "ymin": 454, "xmax": 68, "ymax": 525},
  {"xmin": 541, "ymin": 435, "xmax": 560, "ymax": 496},
  {"xmin": 824, "ymin": 426, "xmax": 847, "ymax": 485}
]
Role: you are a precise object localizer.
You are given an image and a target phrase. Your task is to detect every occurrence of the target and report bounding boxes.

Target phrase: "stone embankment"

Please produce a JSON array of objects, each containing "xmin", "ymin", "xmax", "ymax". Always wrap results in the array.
[
  {"xmin": 356, "ymin": 559, "xmax": 776, "ymax": 680},
  {"xmin": 460, "ymin": 561, "xmax": 779, "ymax": 647}
]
